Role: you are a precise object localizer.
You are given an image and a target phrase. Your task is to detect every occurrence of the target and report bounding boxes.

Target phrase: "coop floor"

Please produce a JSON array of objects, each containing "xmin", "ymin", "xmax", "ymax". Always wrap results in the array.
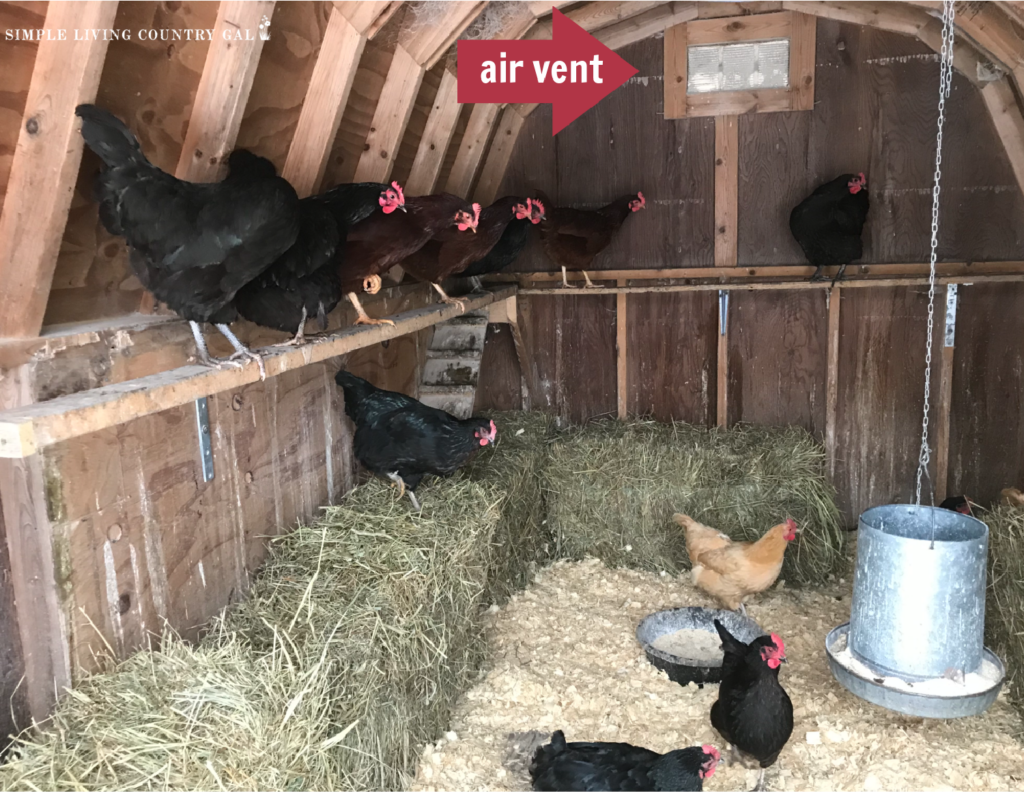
[{"xmin": 412, "ymin": 559, "xmax": 1024, "ymax": 792}]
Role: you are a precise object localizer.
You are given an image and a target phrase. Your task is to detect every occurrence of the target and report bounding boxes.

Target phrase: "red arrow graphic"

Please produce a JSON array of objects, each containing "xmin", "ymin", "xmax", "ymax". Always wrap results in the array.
[{"xmin": 457, "ymin": 8, "xmax": 639, "ymax": 135}]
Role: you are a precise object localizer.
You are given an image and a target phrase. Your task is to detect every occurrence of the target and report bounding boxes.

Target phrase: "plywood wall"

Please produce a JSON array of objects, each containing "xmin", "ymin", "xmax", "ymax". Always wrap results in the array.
[{"xmin": 476, "ymin": 23, "xmax": 1024, "ymax": 523}]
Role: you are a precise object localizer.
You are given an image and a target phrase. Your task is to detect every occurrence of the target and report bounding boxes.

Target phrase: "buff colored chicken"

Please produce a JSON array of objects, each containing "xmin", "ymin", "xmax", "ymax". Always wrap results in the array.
[
  {"xmin": 673, "ymin": 514, "xmax": 798, "ymax": 614},
  {"xmin": 1000, "ymin": 487, "xmax": 1024, "ymax": 508}
]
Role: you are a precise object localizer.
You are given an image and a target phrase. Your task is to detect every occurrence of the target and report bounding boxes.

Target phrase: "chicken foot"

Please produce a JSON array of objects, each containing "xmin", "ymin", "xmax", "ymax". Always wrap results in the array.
[
  {"xmin": 277, "ymin": 306, "xmax": 309, "ymax": 347},
  {"xmin": 347, "ymin": 292, "xmax": 395, "ymax": 326},
  {"xmin": 431, "ymin": 283, "xmax": 467, "ymax": 312},
  {"xmin": 829, "ymin": 263, "xmax": 848, "ymax": 289},
  {"xmin": 753, "ymin": 767, "xmax": 767, "ymax": 792},
  {"xmin": 363, "ymin": 274, "xmax": 382, "ymax": 295},
  {"xmin": 215, "ymin": 323, "xmax": 267, "ymax": 381},
  {"xmin": 387, "ymin": 472, "xmax": 422, "ymax": 511},
  {"xmin": 190, "ymin": 322, "xmax": 245, "ymax": 372},
  {"xmin": 560, "ymin": 266, "xmax": 604, "ymax": 289}
]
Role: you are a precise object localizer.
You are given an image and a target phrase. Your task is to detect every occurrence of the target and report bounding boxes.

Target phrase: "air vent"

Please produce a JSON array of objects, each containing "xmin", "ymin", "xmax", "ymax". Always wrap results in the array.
[{"xmin": 687, "ymin": 39, "xmax": 790, "ymax": 94}]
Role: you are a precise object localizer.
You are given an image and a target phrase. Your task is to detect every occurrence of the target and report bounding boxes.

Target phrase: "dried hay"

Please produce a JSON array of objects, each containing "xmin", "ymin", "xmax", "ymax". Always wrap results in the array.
[
  {"xmin": 543, "ymin": 421, "xmax": 845, "ymax": 586},
  {"xmin": 465, "ymin": 411, "xmax": 556, "ymax": 604},
  {"xmin": 984, "ymin": 503, "xmax": 1024, "ymax": 720},
  {"xmin": 0, "ymin": 478, "xmax": 509, "ymax": 791}
]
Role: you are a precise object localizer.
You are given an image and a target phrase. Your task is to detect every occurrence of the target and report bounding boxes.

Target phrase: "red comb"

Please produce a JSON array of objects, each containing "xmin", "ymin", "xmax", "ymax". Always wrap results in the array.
[
  {"xmin": 532, "ymin": 198, "xmax": 545, "ymax": 214},
  {"xmin": 391, "ymin": 180, "xmax": 404, "ymax": 203},
  {"xmin": 771, "ymin": 633, "xmax": 785, "ymax": 654},
  {"xmin": 702, "ymin": 745, "xmax": 719, "ymax": 759},
  {"xmin": 637, "ymin": 191, "xmax": 645, "ymax": 206},
  {"xmin": 472, "ymin": 203, "xmax": 481, "ymax": 225}
]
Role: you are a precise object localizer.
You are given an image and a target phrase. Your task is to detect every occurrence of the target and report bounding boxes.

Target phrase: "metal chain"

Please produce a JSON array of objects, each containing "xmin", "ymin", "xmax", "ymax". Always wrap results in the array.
[{"xmin": 915, "ymin": 0, "xmax": 956, "ymax": 506}]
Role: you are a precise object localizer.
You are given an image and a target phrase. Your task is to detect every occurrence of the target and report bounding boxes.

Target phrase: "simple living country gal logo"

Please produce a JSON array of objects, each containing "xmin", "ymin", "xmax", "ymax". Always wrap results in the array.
[{"xmin": 5, "ymin": 15, "xmax": 271, "ymax": 42}]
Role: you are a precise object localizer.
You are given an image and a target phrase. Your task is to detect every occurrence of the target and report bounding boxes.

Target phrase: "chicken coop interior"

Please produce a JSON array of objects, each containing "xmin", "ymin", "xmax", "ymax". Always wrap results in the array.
[{"xmin": 1, "ymin": 0, "xmax": 1024, "ymax": 790}]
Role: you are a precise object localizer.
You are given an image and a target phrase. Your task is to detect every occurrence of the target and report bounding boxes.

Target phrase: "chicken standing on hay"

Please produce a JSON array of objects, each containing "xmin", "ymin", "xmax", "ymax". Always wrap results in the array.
[
  {"xmin": 711, "ymin": 620, "xmax": 793, "ymax": 792},
  {"xmin": 334, "ymin": 370, "xmax": 496, "ymax": 510},
  {"xmin": 674, "ymin": 514, "xmax": 798, "ymax": 614},
  {"xmin": 76, "ymin": 104, "xmax": 301, "ymax": 380},
  {"xmin": 529, "ymin": 730, "xmax": 720, "ymax": 792}
]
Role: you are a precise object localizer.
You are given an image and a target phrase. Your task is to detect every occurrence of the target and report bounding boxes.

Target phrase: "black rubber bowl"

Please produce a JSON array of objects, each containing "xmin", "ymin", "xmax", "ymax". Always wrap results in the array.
[{"xmin": 636, "ymin": 606, "xmax": 764, "ymax": 687}]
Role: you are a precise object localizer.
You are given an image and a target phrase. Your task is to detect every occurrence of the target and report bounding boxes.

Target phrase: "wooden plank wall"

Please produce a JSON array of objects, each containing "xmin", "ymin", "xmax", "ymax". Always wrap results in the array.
[{"xmin": 476, "ymin": 22, "xmax": 1024, "ymax": 522}]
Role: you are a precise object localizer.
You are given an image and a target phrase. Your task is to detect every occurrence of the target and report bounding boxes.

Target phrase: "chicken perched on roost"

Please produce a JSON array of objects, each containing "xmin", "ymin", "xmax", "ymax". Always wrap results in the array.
[
  {"xmin": 401, "ymin": 196, "xmax": 536, "ymax": 309},
  {"xmin": 710, "ymin": 620, "xmax": 793, "ymax": 792},
  {"xmin": 674, "ymin": 513, "xmax": 798, "ymax": 613},
  {"xmin": 334, "ymin": 370, "xmax": 496, "ymax": 510},
  {"xmin": 529, "ymin": 730, "xmax": 721, "ymax": 792},
  {"xmin": 75, "ymin": 104, "xmax": 301, "ymax": 379},
  {"xmin": 340, "ymin": 191, "xmax": 480, "ymax": 325},
  {"xmin": 535, "ymin": 189, "xmax": 646, "ymax": 288},
  {"xmin": 790, "ymin": 172, "xmax": 870, "ymax": 287},
  {"xmin": 457, "ymin": 197, "xmax": 546, "ymax": 291},
  {"xmin": 234, "ymin": 178, "xmax": 406, "ymax": 345}
]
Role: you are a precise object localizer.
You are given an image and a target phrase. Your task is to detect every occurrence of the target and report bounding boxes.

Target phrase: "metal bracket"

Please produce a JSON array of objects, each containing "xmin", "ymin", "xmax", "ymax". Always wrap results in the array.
[
  {"xmin": 718, "ymin": 290, "xmax": 729, "ymax": 336},
  {"xmin": 944, "ymin": 284, "xmax": 958, "ymax": 348},
  {"xmin": 194, "ymin": 397, "xmax": 214, "ymax": 482}
]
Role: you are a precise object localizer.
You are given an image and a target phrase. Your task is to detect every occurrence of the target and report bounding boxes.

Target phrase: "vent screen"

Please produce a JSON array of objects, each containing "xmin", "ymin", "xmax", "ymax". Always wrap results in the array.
[{"xmin": 687, "ymin": 39, "xmax": 790, "ymax": 94}]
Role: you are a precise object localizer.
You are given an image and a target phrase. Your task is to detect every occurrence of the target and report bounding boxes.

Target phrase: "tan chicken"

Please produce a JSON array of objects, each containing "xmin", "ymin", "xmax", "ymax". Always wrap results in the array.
[
  {"xmin": 1000, "ymin": 487, "xmax": 1024, "ymax": 508},
  {"xmin": 673, "ymin": 514, "xmax": 799, "ymax": 613}
]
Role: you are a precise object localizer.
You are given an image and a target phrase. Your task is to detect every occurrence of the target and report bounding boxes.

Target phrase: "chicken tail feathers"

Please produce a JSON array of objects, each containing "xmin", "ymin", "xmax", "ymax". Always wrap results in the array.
[
  {"xmin": 75, "ymin": 104, "xmax": 147, "ymax": 169},
  {"xmin": 713, "ymin": 619, "xmax": 747, "ymax": 655}
]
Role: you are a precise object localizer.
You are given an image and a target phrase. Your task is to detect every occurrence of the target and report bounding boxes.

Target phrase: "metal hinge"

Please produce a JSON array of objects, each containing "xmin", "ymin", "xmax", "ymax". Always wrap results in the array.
[
  {"xmin": 195, "ymin": 397, "xmax": 214, "ymax": 482},
  {"xmin": 944, "ymin": 284, "xmax": 958, "ymax": 348},
  {"xmin": 719, "ymin": 290, "xmax": 729, "ymax": 336}
]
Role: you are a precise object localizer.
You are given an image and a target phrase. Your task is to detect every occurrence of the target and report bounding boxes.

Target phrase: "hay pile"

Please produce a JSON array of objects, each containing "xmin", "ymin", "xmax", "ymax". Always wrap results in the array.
[
  {"xmin": 984, "ymin": 503, "xmax": 1024, "ymax": 718},
  {"xmin": 0, "ymin": 478, "xmax": 508, "ymax": 791},
  {"xmin": 465, "ymin": 411, "xmax": 555, "ymax": 604},
  {"xmin": 543, "ymin": 421, "xmax": 845, "ymax": 585}
]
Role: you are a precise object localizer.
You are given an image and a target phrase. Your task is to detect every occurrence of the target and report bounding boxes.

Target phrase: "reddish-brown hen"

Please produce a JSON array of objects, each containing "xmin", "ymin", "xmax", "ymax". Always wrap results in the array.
[
  {"xmin": 535, "ymin": 189, "xmax": 645, "ymax": 288},
  {"xmin": 340, "ymin": 188, "xmax": 479, "ymax": 325},
  {"xmin": 401, "ymin": 196, "xmax": 533, "ymax": 310},
  {"xmin": 674, "ymin": 514, "xmax": 798, "ymax": 612}
]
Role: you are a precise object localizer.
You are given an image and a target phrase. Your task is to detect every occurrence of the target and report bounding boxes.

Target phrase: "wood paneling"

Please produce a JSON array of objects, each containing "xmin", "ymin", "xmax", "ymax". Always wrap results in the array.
[
  {"xmin": 727, "ymin": 290, "xmax": 828, "ymax": 434},
  {"xmin": 474, "ymin": 324, "xmax": 524, "ymax": 413},
  {"xmin": 948, "ymin": 283, "xmax": 1024, "ymax": 504},
  {"xmin": 0, "ymin": 490, "xmax": 28, "ymax": 751},
  {"xmin": 626, "ymin": 292, "xmax": 717, "ymax": 424}
]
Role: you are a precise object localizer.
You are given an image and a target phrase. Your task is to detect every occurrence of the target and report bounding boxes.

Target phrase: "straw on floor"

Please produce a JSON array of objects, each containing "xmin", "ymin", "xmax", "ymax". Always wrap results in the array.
[
  {"xmin": 984, "ymin": 502, "xmax": 1024, "ymax": 721},
  {"xmin": 543, "ymin": 420, "xmax": 846, "ymax": 586}
]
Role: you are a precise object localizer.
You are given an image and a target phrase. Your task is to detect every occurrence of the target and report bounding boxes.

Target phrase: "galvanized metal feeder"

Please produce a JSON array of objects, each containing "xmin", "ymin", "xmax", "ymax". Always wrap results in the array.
[
  {"xmin": 826, "ymin": 0, "xmax": 1005, "ymax": 719},
  {"xmin": 826, "ymin": 505, "xmax": 1005, "ymax": 718}
]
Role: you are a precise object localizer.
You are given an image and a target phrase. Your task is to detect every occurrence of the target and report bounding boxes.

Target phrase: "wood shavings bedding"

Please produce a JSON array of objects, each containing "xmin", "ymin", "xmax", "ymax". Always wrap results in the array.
[
  {"xmin": 412, "ymin": 558, "xmax": 1024, "ymax": 792},
  {"xmin": 651, "ymin": 628, "xmax": 725, "ymax": 663}
]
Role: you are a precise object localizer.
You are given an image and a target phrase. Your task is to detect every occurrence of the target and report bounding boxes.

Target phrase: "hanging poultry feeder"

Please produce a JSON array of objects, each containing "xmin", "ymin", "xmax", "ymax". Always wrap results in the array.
[{"xmin": 826, "ymin": 504, "xmax": 1005, "ymax": 718}]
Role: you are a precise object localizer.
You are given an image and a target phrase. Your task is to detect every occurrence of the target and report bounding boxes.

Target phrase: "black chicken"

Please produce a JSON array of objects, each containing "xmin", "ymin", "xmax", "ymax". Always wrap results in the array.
[
  {"xmin": 789, "ymin": 173, "xmax": 869, "ymax": 287},
  {"xmin": 233, "ymin": 179, "xmax": 406, "ymax": 345},
  {"xmin": 334, "ymin": 370, "xmax": 497, "ymax": 510},
  {"xmin": 457, "ymin": 197, "xmax": 546, "ymax": 292},
  {"xmin": 529, "ymin": 730, "xmax": 720, "ymax": 792},
  {"xmin": 711, "ymin": 620, "xmax": 793, "ymax": 792},
  {"xmin": 939, "ymin": 495, "xmax": 974, "ymax": 515},
  {"xmin": 75, "ymin": 104, "xmax": 301, "ymax": 379}
]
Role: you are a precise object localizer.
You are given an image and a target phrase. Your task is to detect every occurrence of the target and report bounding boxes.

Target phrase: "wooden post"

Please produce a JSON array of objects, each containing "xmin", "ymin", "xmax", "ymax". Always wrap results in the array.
[
  {"xmin": 714, "ymin": 115, "xmax": 739, "ymax": 268},
  {"xmin": 935, "ymin": 284, "xmax": 958, "ymax": 504},
  {"xmin": 445, "ymin": 103, "xmax": 501, "ymax": 197},
  {"xmin": 141, "ymin": 0, "xmax": 276, "ymax": 311},
  {"xmin": 474, "ymin": 106, "xmax": 526, "ymax": 205},
  {"xmin": 0, "ymin": 0, "xmax": 120, "ymax": 339},
  {"xmin": 617, "ymin": 279, "xmax": 628, "ymax": 419},
  {"xmin": 353, "ymin": 44, "xmax": 425, "ymax": 183},
  {"xmin": 0, "ymin": 455, "xmax": 71, "ymax": 722},
  {"xmin": 282, "ymin": 7, "xmax": 368, "ymax": 197},
  {"xmin": 405, "ymin": 69, "xmax": 461, "ymax": 195},
  {"xmin": 825, "ymin": 287, "xmax": 842, "ymax": 479}
]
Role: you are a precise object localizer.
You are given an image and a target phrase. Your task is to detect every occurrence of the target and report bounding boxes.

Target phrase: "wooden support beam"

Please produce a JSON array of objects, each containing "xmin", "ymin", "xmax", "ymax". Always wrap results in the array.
[
  {"xmin": 0, "ymin": 0, "xmax": 120, "ymax": 339},
  {"xmin": 527, "ymin": 0, "xmax": 574, "ymax": 17},
  {"xmin": 980, "ymin": 79, "xmax": 1024, "ymax": 198},
  {"xmin": 825, "ymin": 287, "xmax": 841, "ymax": 480},
  {"xmin": 563, "ymin": 1, "xmax": 666, "ymax": 33},
  {"xmin": 141, "ymin": 0, "xmax": 275, "ymax": 312},
  {"xmin": 617, "ymin": 280, "xmax": 628, "ymax": 420},
  {"xmin": 400, "ymin": 1, "xmax": 487, "ymax": 68},
  {"xmin": 714, "ymin": 115, "xmax": 739, "ymax": 268},
  {"xmin": 935, "ymin": 285, "xmax": 958, "ymax": 504},
  {"xmin": 596, "ymin": 2, "xmax": 699, "ymax": 51},
  {"xmin": 336, "ymin": 0, "xmax": 404, "ymax": 38},
  {"xmin": 353, "ymin": 44, "xmax": 426, "ymax": 183},
  {"xmin": 282, "ymin": 7, "xmax": 367, "ymax": 197},
  {"xmin": 697, "ymin": 2, "xmax": 784, "ymax": 18},
  {"xmin": 949, "ymin": 2, "xmax": 1024, "ymax": 85},
  {"xmin": 0, "ymin": 288, "xmax": 515, "ymax": 459},
  {"xmin": 781, "ymin": 1, "xmax": 930, "ymax": 37},
  {"xmin": 445, "ymin": 103, "xmax": 501, "ymax": 197},
  {"xmin": 473, "ymin": 106, "xmax": 526, "ymax": 205},
  {"xmin": 0, "ymin": 454, "xmax": 72, "ymax": 722},
  {"xmin": 405, "ymin": 69, "xmax": 461, "ymax": 195}
]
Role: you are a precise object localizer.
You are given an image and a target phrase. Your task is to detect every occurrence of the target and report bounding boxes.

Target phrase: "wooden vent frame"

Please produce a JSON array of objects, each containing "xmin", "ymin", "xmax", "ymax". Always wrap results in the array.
[{"xmin": 664, "ymin": 11, "xmax": 816, "ymax": 118}]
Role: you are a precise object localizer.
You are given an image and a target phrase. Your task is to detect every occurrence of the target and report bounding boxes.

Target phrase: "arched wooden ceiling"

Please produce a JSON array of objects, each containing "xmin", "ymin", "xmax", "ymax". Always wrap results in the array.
[{"xmin": 1, "ymin": 0, "xmax": 1023, "ymax": 338}]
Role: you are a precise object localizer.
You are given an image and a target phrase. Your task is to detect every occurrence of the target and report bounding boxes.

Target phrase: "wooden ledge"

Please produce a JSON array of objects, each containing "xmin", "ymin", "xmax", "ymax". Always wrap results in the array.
[{"xmin": 0, "ymin": 287, "xmax": 516, "ymax": 458}]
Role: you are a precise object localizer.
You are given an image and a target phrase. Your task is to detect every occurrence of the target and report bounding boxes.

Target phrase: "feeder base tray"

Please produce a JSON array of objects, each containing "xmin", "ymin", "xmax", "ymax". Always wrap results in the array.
[{"xmin": 826, "ymin": 622, "xmax": 1005, "ymax": 719}]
